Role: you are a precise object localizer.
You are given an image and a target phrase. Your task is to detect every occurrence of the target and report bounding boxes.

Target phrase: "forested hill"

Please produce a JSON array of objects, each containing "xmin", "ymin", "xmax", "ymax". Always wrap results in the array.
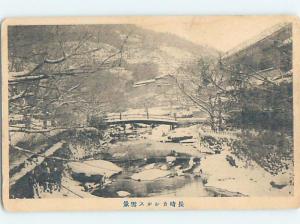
[{"xmin": 8, "ymin": 25, "xmax": 218, "ymax": 124}]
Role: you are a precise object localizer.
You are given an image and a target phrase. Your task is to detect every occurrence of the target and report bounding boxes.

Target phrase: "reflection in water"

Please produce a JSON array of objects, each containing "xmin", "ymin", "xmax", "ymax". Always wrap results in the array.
[
  {"xmin": 92, "ymin": 124, "xmax": 210, "ymax": 198},
  {"xmin": 92, "ymin": 169, "xmax": 209, "ymax": 197}
]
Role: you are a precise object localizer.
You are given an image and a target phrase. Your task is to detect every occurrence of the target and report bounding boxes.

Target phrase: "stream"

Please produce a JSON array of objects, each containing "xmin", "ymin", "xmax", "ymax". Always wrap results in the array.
[
  {"xmin": 90, "ymin": 124, "xmax": 211, "ymax": 197},
  {"xmin": 93, "ymin": 170, "xmax": 208, "ymax": 197}
]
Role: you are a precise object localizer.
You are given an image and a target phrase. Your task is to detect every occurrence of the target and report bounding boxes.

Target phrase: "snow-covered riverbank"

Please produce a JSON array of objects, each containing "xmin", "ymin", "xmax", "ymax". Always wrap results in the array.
[
  {"xmin": 25, "ymin": 121, "xmax": 293, "ymax": 199},
  {"xmin": 200, "ymin": 148, "xmax": 293, "ymax": 196}
]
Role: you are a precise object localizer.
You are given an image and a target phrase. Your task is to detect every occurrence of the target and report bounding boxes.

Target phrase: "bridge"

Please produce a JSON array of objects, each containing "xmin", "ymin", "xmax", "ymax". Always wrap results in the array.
[{"xmin": 103, "ymin": 113, "xmax": 178, "ymax": 128}]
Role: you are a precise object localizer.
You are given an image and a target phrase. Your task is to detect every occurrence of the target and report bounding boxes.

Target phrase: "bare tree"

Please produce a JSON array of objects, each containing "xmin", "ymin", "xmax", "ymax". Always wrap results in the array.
[
  {"xmin": 170, "ymin": 57, "xmax": 228, "ymax": 131},
  {"xmin": 8, "ymin": 26, "xmax": 130, "ymax": 133}
]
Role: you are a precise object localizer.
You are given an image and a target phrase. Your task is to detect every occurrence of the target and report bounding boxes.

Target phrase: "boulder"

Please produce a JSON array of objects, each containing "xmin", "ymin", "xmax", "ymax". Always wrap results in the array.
[
  {"xmin": 270, "ymin": 181, "xmax": 288, "ymax": 189},
  {"xmin": 180, "ymin": 139, "xmax": 197, "ymax": 144},
  {"xmin": 174, "ymin": 165, "xmax": 182, "ymax": 170},
  {"xmin": 112, "ymin": 152, "xmax": 128, "ymax": 158},
  {"xmin": 226, "ymin": 155, "xmax": 238, "ymax": 167},
  {"xmin": 160, "ymin": 164, "xmax": 169, "ymax": 170},
  {"xmin": 131, "ymin": 168, "xmax": 171, "ymax": 181},
  {"xmin": 117, "ymin": 191, "xmax": 131, "ymax": 197},
  {"xmin": 166, "ymin": 156, "xmax": 176, "ymax": 163},
  {"xmin": 68, "ymin": 160, "xmax": 122, "ymax": 179},
  {"xmin": 144, "ymin": 163, "xmax": 155, "ymax": 170}
]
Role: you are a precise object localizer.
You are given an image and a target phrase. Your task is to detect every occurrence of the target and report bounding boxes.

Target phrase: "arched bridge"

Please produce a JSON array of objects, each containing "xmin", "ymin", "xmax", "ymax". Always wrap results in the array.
[{"xmin": 103, "ymin": 113, "xmax": 178, "ymax": 127}]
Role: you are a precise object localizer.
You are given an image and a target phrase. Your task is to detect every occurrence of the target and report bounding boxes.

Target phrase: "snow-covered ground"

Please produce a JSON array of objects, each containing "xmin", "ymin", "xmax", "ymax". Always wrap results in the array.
[
  {"xmin": 137, "ymin": 123, "xmax": 293, "ymax": 196},
  {"xmin": 22, "ymin": 112, "xmax": 293, "ymax": 198},
  {"xmin": 200, "ymin": 149, "xmax": 293, "ymax": 196}
]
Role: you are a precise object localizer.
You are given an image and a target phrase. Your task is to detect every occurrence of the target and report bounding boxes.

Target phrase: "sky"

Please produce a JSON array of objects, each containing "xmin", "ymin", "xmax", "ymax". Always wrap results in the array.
[{"xmin": 136, "ymin": 16, "xmax": 291, "ymax": 52}]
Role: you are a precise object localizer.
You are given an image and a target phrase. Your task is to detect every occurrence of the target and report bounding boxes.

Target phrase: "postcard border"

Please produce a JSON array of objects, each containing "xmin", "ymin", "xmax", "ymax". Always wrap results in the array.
[{"xmin": 2, "ymin": 16, "xmax": 300, "ymax": 211}]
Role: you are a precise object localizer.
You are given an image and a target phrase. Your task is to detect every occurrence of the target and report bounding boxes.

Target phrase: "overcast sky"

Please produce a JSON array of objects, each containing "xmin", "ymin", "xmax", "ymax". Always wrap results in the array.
[{"xmin": 136, "ymin": 16, "xmax": 290, "ymax": 52}]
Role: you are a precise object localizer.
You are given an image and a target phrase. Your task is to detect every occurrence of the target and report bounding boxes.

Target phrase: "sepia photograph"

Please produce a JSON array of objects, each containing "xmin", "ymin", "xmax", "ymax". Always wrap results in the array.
[{"xmin": 1, "ymin": 16, "xmax": 300, "ymax": 211}]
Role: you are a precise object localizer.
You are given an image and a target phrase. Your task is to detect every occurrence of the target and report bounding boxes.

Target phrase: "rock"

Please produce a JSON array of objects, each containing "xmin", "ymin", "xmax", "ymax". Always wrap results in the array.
[
  {"xmin": 83, "ymin": 182, "xmax": 100, "ymax": 192},
  {"xmin": 189, "ymin": 157, "xmax": 195, "ymax": 167},
  {"xmin": 180, "ymin": 139, "xmax": 197, "ymax": 144},
  {"xmin": 166, "ymin": 156, "xmax": 176, "ymax": 163},
  {"xmin": 193, "ymin": 165, "xmax": 202, "ymax": 176},
  {"xmin": 176, "ymin": 170, "xmax": 185, "ymax": 176},
  {"xmin": 182, "ymin": 157, "xmax": 196, "ymax": 173},
  {"xmin": 131, "ymin": 169, "xmax": 171, "ymax": 181},
  {"xmin": 226, "ymin": 155, "xmax": 238, "ymax": 167},
  {"xmin": 104, "ymin": 180, "xmax": 112, "ymax": 185},
  {"xmin": 205, "ymin": 186, "xmax": 246, "ymax": 197},
  {"xmin": 270, "ymin": 181, "xmax": 288, "ymax": 189},
  {"xmin": 174, "ymin": 165, "xmax": 184, "ymax": 176},
  {"xmin": 144, "ymin": 163, "xmax": 155, "ymax": 170},
  {"xmin": 68, "ymin": 160, "xmax": 122, "ymax": 179},
  {"xmin": 135, "ymin": 124, "xmax": 148, "ymax": 128},
  {"xmin": 160, "ymin": 164, "xmax": 168, "ymax": 170},
  {"xmin": 117, "ymin": 191, "xmax": 131, "ymax": 197},
  {"xmin": 214, "ymin": 149, "xmax": 221, "ymax": 154},
  {"xmin": 168, "ymin": 173, "xmax": 176, "ymax": 178},
  {"xmin": 174, "ymin": 165, "xmax": 182, "ymax": 170},
  {"xmin": 167, "ymin": 135, "xmax": 193, "ymax": 143},
  {"xmin": 112, "ymin": 152, "xmax": 128, "ymax": 158},
  {"xmin": 193, "ymin": 157, "xmax": 201, "ymax": 164}
]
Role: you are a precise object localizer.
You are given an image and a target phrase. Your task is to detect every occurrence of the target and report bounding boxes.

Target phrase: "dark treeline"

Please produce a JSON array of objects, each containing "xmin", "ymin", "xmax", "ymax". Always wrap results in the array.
[{"xmin": 226, "ymin": 82, "xmax": 293, "ymax": 133}]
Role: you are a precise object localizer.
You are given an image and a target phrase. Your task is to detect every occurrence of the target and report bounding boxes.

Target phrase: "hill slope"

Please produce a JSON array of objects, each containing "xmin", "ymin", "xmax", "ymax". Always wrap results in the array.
[{"xmin": 9, "ymin": 24, "xmax": 219, "ymax": 115}]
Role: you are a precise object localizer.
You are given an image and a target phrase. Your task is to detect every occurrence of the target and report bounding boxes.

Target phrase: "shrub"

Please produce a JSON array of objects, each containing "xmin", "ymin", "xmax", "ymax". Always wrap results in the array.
[{"xmin": 231, "ymin": 130, "xmax": 293, "ymax": 175}]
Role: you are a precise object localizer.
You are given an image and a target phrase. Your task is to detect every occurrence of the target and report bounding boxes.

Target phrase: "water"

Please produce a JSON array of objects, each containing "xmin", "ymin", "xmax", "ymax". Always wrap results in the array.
[
  {"xmin": 92, "ymin": 169, "xmax": 209, "ymax": 197},
  {"xmin": 92, "ymin": 124, "xmax": 210, "ymax": 197}
]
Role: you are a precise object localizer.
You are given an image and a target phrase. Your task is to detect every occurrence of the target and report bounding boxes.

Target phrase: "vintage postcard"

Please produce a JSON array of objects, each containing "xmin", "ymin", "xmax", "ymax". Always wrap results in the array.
[{"xmin": 1, "ymin": 16, "xmax": 300, "ymax": 211}]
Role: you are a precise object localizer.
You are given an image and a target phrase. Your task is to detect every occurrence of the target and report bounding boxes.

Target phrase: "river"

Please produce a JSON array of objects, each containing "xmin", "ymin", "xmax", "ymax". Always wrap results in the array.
[{"xmin": 90, "ymin": 124, "xmax": 212, "ymax": 197}]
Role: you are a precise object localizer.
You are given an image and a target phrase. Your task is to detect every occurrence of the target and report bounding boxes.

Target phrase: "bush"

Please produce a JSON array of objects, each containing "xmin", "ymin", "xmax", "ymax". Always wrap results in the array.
[
  {"xmin": 200, "ymin": 135, "xmax": 231, "ymax": 153},
  {"xmin": 231, "ymin": 130, "xmax": 293, "ymax": 175}
]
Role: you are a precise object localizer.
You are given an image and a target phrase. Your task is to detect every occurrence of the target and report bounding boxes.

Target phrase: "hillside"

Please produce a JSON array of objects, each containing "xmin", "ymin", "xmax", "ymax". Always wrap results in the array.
[{"xmin": 8, "ymin": 24, "xmax": 219, "ymax": 116}]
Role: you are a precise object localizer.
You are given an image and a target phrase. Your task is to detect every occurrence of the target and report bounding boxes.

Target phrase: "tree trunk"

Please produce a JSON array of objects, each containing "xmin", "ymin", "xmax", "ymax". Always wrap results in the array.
[
  {"xmin": 209, "ymin": 114, "xmax": 217, "ymax": 131},
  {"xmin": 43, "ymin": 108, "xmax": 48, "ymax": 129}
]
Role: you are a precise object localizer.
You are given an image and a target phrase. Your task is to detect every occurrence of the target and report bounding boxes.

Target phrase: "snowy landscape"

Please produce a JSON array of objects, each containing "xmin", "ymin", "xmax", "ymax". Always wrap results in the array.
[{"xmin": 7, "ymin": 20, "xmax": 293, "ymax": 199}]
